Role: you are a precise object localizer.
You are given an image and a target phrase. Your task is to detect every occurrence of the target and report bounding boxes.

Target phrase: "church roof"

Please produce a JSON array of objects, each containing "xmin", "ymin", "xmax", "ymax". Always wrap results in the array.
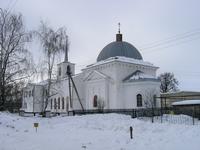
[
  {"xmin": 97, "ymin": 41, "xmax": 143, "ymax": 62},
  {"xmin": 97, "ymin": 31, "xmax": 143, "ymax": 62}
]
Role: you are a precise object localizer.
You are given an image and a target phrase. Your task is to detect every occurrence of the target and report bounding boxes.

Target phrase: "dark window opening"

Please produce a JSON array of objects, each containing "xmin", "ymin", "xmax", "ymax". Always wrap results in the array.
[
  {"xmin": 51, "ymin": 99, "xmax": 53, "ymax": 109},
  {"xmin": 54, "ymin": 98, "xmax": 56, "ymax": 109},
  {"xmin": 58, "ymin": 97, "xmax": 60, "ymax": 109},
  {"xmin": 137, "ymin": 94, "xmax": 142, "ymax": 107},
  {"xmin": 93, "ymin": 95, "xmax": 98, "ymax": 107},
  {"xmin": 62, "ymin": 97, "xmax": 65, "ymax": 109}
]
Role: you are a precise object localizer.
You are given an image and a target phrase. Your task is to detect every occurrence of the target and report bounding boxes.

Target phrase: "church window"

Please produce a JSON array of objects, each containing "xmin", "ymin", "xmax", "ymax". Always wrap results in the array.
[
  {"xmin": 93, "ymin": 95, "xmax": 98, "ymax": 107},
  {"xmin": 58, "ymin": 67, "xmax": 61, "ymax": 76},
  {"xmin": 58, "ymin": 97, "xmax": 60, "ymax": 109},
  {"xmin": 62, "ymin": 97, "xmax": 65, "ymax": 109},
  {"xmin": 50, "ymin": 99, "xmax": 53, "ymax": 109},
  {"xmin": 54, "ymin": 98, "xmax": 57, "ymax": 109},
  {"xmin": 137, "ymin": 94, "xmax": 142, "ymax": 107}
]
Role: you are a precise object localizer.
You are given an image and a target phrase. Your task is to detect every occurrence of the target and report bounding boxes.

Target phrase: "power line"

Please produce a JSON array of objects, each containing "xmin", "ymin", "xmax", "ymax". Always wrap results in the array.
[
  {"xmin": 139, "ymin": 28, "xmax": 200, "ymax": 50},
  {"xmin": 141, "ymin": 35, "xmax": 200, "ymax": 54},
  {"xmin": 75, "ymin": 34, "xmax": 200, "ymax": 70},
  {"xmin": 75, "ymin": 29, "xmax": 200, "ymax": 71}
]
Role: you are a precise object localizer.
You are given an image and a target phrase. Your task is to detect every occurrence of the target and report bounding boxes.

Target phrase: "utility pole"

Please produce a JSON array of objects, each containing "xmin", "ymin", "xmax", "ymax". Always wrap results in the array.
[{"xmin": 67, "ymin": 65, "xmax": 84, "ymax": 111}]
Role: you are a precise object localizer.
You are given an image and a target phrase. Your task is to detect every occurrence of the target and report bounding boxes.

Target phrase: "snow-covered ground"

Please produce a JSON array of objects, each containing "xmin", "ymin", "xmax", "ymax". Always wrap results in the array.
[{"xmin": 0, "ymin": 112, "xmax": 200, "ymax": 150}]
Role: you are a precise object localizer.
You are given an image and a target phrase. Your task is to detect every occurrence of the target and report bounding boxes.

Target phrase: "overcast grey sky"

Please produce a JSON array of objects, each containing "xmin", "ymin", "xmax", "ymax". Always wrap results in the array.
[{"xmin": 1, "ymin": 0, "xmax": 200, "ymax": 91}]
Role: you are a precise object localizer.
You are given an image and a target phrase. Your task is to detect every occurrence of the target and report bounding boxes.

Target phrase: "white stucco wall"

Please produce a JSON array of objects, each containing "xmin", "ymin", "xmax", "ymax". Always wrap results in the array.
[
  {"xmin": 22, "ymin": 57, "xmax": 160, "ymax": 112},
  {"xmin": 22, "ymin": 84, "xmax": 44, "ymax": 112},
  {"xmin": 123, "ymin": 81, "xmax": 160, "ymax": 109}
]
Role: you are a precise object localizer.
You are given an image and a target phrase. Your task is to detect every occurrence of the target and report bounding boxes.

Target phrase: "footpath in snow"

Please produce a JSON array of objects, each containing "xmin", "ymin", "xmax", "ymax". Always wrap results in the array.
[{"xmin": 0, "ymin": 112, "xmax": 200, "ymax": 150}]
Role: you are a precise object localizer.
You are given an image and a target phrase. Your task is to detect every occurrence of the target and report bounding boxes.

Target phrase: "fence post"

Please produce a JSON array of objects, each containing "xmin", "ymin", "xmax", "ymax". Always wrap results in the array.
[
  {"xmin": 130, "ymin": 126, "xmax": 133, "ymax": 139},
  {"xmin": 131, "ymin": 109, "xmax": 134, "ymax": 118},
  {"xmin": 160, "ymin": 108, "xmax": 163, "ymax": 123},
  {"xmin": 192, "ymin": 106, "xmax": 195, "ymax": 125},
  {"xmin": 160, "ymin": 98, "xmax": 163, "ymax": 123}
]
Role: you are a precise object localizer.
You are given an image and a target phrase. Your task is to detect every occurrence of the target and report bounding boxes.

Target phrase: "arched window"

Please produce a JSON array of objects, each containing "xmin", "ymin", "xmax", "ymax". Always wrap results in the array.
[
  {"xmin": 93, "ymin": 95, "xmax": 98, "ymax": 107},
  {"xmin": 54, "ymin": 98, "xmax": 57, "ymax": 109},
  {"xmin": 62, "ymin": 97, "xmax": 65, "ymax": 109},
  {"xmin": 137, "ymin": 94, "xmax": 142, "ymax": 107},
  {"xmin": 58, "ymin": 97, "xmax": 60, "ymax": 109},
  {"xmin": 50, "ymin": 99, "xmax": 53, "ymax": 109}
]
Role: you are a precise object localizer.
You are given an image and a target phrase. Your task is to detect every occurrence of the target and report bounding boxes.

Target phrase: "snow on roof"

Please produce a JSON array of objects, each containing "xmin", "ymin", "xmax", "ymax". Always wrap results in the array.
[
  {"xmin": 172, "ymin": 100, "xmax": 200, "ymax": 106},
  {"xmin": 85, "ymin": 56, "xmax": 157, "ymax": 69},
  {"xmin": 129, "ymin": 70, "xmax": 156, "ymax": 80},
  {"xmin": 161, "ymin": 91, "xmax": 200, "ymax": 96},
  {"xmin": 123, "ymin": 70, "xmax": 159, "ymax": 82}
]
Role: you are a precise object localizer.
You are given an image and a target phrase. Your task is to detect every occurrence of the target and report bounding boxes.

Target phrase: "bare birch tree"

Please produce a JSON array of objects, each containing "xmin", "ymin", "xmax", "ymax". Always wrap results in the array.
[{"xmin": 35, "ymin": 22, "xmax": 68, "ymax": 114}]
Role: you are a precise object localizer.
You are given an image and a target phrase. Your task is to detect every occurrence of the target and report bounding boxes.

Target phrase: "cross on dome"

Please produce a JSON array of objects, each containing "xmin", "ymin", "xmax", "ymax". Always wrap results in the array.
[{"xmin": 118, "ymin": 22, "xmax": 121, "ymax": 34}]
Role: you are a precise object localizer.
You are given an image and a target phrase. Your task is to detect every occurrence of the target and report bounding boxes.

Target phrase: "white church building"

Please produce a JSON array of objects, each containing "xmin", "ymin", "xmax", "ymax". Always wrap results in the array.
[{"xmin": 21, "ymin": 30, "xmax": 160, "ymax": 113}]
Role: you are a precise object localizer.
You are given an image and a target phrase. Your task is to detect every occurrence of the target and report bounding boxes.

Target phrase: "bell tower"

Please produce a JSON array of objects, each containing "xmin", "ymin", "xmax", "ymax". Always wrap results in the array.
[{"xmin": 57, "ymin": 39, "xmax": 75, "ymax": 79}]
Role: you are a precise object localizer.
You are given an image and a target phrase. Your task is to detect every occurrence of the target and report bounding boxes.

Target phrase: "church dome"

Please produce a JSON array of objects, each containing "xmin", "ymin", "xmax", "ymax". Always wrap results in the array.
[{"xmin": 97, "ymin": 32, "xmax": 143, "ymax": 62}]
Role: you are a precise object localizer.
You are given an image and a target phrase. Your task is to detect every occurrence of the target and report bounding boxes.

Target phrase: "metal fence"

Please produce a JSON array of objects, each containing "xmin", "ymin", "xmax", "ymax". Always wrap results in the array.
[
  {"xmin": 134, "ymin": 107, "xmax": 200, "ymax": 125},
  {"xmin": 73, "ymin": 107, "xmax": 200, "ymax": 125},
  {"xmin": 18, "ymin": 107, "xmax": 200, "ymax": 125}
]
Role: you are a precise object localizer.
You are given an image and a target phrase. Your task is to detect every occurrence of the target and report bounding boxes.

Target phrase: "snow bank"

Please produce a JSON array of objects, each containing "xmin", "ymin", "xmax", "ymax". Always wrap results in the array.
[
  {"xmin": 172, "ymin": 100, "xmax": 200, "ymax": 106},
  {"xmin": 0, "ymin": 112, "xmax": 200, "ymax": 150}
]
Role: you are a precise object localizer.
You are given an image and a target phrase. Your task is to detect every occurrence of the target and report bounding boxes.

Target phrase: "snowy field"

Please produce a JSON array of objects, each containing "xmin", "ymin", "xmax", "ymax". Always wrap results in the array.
[{"xmin": 0, "ymin": 112, "xmax": 200, "ymax": 150}]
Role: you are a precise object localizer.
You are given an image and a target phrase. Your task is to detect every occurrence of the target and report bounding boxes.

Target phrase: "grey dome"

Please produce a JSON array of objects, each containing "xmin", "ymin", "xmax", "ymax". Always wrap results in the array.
[{"xmin": 97, "ymin": 41, "xmax": 143, "ymax": 62}]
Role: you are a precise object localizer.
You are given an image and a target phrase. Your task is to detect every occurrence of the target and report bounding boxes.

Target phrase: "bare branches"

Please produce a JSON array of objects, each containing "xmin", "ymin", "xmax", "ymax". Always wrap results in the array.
[
  {"xmin": 34, "ymin": 21, "xmax": 69, "ymax": 113},
  {"xmin": 34, "ymin": 21, "xmax": 68, "ymax": 57},
  {"xmin": 158, "ymin": 72, "xmax": 179, "ymax": 93},
  {"xmin": 0, "ymin": 8, "xmax": 33, "ymax": 110},
  {"xmin": 144, "ymin": 89, "xmax": 158, "ymax": 108}
]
